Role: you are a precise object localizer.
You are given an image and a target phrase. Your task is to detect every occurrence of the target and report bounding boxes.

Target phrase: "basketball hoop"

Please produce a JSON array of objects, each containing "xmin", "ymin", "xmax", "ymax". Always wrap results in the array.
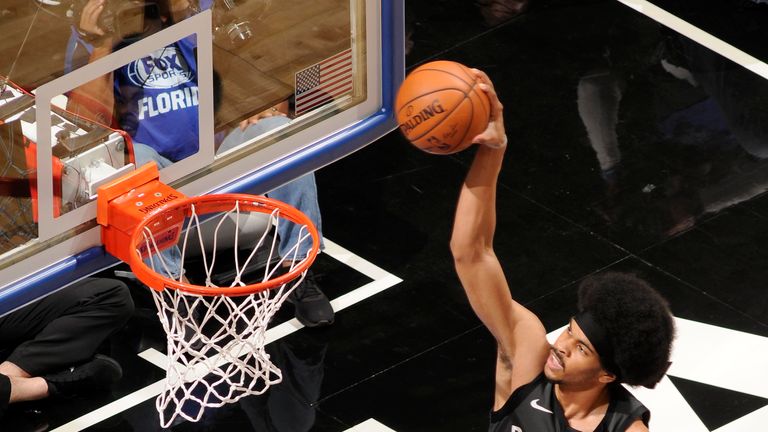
[{"xmin": 97, "ymin": 163, "xmax": 320, "ymax": 427}]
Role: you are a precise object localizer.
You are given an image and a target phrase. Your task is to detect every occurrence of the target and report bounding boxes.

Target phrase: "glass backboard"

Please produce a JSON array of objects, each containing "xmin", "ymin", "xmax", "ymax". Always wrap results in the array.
[{"xmin": 0, "ymin": 0, "xmax": 404, "ymax": 315}]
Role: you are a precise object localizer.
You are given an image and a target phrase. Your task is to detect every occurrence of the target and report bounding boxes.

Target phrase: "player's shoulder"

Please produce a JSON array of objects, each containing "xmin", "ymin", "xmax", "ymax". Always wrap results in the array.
[
  {"xmin": 491, "ymin": 372, "xmax": 549, "ymax": 420},
  {"xmin": 624, "ymin": 419, "xmax": 649, "ymax": 432}
]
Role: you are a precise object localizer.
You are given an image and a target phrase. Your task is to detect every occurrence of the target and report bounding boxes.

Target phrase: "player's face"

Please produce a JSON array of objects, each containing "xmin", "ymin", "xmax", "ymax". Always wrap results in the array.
[{"xmin": 544, "ymin": 319, "xmax": 610, "ymax": 389}]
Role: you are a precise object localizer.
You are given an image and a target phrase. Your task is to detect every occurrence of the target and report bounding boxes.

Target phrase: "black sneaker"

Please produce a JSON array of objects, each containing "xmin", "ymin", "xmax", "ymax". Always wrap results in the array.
[
  {"xmin": 43, "ymin": 354, "xmax": 122, "ymax": 398},
  {"xmin": 287, "ymin": 270, "xmax": 334, "ymax": 327}
]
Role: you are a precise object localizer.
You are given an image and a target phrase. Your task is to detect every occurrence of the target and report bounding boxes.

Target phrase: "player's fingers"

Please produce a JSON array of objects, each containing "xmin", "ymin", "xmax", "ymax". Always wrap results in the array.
[
  {"xmin": 471, "ymin": 68, "xmax": 491, "ymax": 83},
  {"xmin": 471, "ymin": 68, "xmax": 503, "ymax": 112},
  {"xmin": 471, "ymin": 69, "xmax": 498, "ymax": 95},
  {"xmin": 469, "ymin": 69, "xmax": 506, "ymax": 148},
  {"xmin": 471, "ymin": 69, "xmax": 497, "ymax": 93},
  {"xmin": 478, "ymin": 84, "xmax": 504, "ymax": 126}
]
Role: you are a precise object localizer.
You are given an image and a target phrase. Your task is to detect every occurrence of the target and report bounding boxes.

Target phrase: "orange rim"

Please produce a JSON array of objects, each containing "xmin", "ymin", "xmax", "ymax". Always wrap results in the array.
[{"xmin": 128, "ymin": 194, "xmax": 320, "ymax": 296}]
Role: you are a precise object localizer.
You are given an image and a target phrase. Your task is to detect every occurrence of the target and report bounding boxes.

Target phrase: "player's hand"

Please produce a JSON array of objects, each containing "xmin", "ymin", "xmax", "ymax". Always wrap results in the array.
[
  {"xmin": 79, "ymin": 0, "xmax": 107, "ymax": 37},
  {"xmin": 470, "ymin": 69, "xmax": 507, "ymax": 149}
]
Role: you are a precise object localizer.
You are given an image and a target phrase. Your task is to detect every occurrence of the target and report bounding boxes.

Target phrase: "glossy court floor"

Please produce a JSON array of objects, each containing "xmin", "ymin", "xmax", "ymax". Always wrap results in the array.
[{"xmin": 5, "ymin": 0, "xmax": 768, "ymax": 430}]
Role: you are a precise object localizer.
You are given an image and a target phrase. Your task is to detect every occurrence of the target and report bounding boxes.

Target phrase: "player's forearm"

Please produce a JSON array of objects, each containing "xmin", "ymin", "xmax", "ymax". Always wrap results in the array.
[
  {"xmin": 450, "ymin": 145, "xmax": 506, "ymax": 261},
  {"xmin": 454, "ymin": 252, "xmax": 513, "ymax": 318}
]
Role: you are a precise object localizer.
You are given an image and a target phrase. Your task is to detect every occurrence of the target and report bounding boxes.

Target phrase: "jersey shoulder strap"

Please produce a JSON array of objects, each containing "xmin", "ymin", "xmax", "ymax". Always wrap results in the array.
[
  {"xmin": 490, "ymin": 372, "xmax": 549, "ymax": 423},
  {"xmin": 597, "ymin": 384, "xmax": 650, "ymax": 431}
]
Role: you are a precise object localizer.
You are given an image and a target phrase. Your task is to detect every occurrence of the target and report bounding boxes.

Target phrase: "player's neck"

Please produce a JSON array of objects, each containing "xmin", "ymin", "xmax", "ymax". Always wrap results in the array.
[{"xmin": 554, "ymin": 381, "xmax": 611, "ymax": 421}]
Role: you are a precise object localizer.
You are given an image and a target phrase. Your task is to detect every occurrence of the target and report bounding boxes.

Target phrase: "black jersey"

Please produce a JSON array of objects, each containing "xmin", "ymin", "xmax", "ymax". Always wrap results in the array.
[{"xmin": 489, "ymin": 373, "xmax": 649, "ymax": 432}]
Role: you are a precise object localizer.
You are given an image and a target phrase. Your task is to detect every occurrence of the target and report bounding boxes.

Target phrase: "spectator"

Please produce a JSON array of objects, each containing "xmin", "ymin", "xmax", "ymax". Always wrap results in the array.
[{"xmin": 0, "ymin": 277, "xmax": 134, "ymax": 417}]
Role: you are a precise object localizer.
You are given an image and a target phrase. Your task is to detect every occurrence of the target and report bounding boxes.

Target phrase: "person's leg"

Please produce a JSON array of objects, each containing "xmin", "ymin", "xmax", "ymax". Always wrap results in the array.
[
  {"xmin": 0, "ymin": 374, "xmax": 8, "ymax": 417},
  {"xmin": 0, "ymin": 278, "xmax": 132, "ymax": 408},
  {"xmin": 268, "ymin": 175, "xmax": 333, "ymax": 327},
  {"xmin": 267, "ymin": 173, "xmax": 325, "ymax": 260},
  {"xmin": 239, "ymin": 339, "xmax": 326, "ymax": 431},
  {"xmin": 577, "ymin": 70, "xmax": 625, "ymax": 185},
  {"xmin": 0, "ymin": 364, "xmax": 46, "ymax": 406},
  {"xmin": 218, "ymin": 117, "xmax": 333, "ymax": 326},
  {"xmin": 5, "ymin": 375, "xmax": 48, "ymax": 403},
  {"xmin": 131, "ymin": 143, "xmax": 184, "ymax": 279},
  {"xmin": 217, "ymin": 116, "xmax": 291, "ymax": 155},
  {"xmin": 0, "ymin": 298, "xmax": 62, "ymax": 408},
  {"xmin": 2, "ymin": 278, "xmax": 133, "ymax": 376},
  {"xmin": 266, "ymin": 339, "xmax": 326, "ymax": 430},
  {"xmin": 0, "ymin": 373, "xmax": 44, "ymax": 418},
  {"xmin": 0, "ymin": 362, "xmax": 28, "ymax": 377},
  {"xmin": 132, "ymin": 142, "xmax": 174, "ymax": 169},
  {"xmin": 217, "ymin": 116, "xmax": 325, "ymax": 259}
]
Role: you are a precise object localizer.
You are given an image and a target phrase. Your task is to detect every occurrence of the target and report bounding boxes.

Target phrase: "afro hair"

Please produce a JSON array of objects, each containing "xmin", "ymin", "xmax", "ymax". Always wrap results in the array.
[{"xmin": 578, "ymin": 272, "xmax": 675, "ymax": 388}]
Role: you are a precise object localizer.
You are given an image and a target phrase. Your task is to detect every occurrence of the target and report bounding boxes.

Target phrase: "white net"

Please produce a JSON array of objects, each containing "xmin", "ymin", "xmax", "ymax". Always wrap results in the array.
[{"xmin": 134, "ymin": 198, "xmax": 317, "ymax": 427}]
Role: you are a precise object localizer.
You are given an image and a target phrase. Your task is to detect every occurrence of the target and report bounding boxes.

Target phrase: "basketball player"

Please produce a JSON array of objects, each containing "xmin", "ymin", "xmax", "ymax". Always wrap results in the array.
[{"xmin": 451, "ymin": 69, "xmax": 675, "ymax": 431}]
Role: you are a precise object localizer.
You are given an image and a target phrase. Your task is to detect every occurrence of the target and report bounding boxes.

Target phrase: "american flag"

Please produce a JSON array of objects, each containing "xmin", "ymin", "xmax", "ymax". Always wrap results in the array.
[{"xmin": 294, "ymin": 48, "xmax": 353, "ymax": 116}]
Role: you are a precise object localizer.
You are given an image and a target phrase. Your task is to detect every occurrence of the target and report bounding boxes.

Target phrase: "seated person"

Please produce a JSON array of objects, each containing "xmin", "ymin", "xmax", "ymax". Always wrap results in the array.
[{"xmin": 0, "ymin": 277, "xmax": 134, "ymax": 417}]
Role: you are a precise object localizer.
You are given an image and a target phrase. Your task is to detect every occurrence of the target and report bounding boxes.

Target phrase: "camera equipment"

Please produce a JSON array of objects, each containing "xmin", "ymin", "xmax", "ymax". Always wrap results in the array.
[
  {"xmin": 213, "ymin": 0, "xmax": 253, "ymax": 48},
  {"xmin": 69, "ymin": 0, "xmax": 162, "ymax": 41},
  {"xmin": 59, "ymin": 0, "xmax": 269, "ymax": 47}
]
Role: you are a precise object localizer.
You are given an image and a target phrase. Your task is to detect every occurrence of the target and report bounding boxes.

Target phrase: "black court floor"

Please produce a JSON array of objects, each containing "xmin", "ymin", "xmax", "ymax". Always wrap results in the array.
[{"xmin": 5, "ymin": 0, "xmax": 768, "ymax": 430}]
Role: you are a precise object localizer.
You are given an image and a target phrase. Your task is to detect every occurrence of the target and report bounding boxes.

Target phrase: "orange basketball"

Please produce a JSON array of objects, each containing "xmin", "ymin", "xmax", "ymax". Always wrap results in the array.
[{"xmin": 395, "ymin": 60, "xmax": 490, "ymax": 155}]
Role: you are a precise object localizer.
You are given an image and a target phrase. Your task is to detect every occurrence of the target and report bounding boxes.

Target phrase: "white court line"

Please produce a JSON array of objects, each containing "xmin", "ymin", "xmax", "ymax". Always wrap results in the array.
[
  {"xmin": 138, "ymin": 347, "xmax": 169, "ymax": 371},
  {"xmin": 616, "ymin": 0, "xmax": 768, "ymax": 81},
  {"xmin": 51, "ymin": 237, "xmax": 402, "ymax": 432},
  {"xmin": 50, "ymin": 381, "xmax": 166, "ymax": 432},
  {"xmin": 345, "ymin": 418, "xmax": 398, "ymax": 432},
  {"xmin": 323, "ymin": 238, "xmax": 395, "ymax": 280}
]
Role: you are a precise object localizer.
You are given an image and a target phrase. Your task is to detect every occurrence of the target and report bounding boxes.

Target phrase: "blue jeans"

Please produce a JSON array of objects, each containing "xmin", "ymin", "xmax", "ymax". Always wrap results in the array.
[
  {"xmin": 267, "ymin": 173, "xmax": 324, "ymax": 260},
  {"xmin": 135, "ymin": 117, "xmax": 324, "ymax": 267},
  {"xmin": 218, "ymin": 117, "xmax": 324, "ymax": 260},
  {"xmin": 133, "ymin": 142, "xmax": 174, "ymax": 170},
  {"xmin": 133, "ymin": 143, "xmax": 182, "ymax": 279}
]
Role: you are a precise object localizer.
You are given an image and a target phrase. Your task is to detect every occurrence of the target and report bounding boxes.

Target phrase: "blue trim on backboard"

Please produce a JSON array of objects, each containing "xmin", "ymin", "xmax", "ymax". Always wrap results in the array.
[
  {"xmin": 0, "ymin": 248, "xmax": 119, "ymax": 317},
  {"xmin": 0, "ymin": 0, "xmax": 405, "ymax": 316}
]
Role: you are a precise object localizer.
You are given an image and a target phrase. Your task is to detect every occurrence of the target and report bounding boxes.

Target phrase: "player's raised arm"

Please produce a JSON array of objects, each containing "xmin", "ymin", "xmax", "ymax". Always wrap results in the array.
[{"xmin": 449, "ymin": 70, "xmax": 549, "ymax": 408}]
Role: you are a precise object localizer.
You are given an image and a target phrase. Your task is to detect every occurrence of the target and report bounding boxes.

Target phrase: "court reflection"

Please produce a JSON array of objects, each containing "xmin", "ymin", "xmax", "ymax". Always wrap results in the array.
[
  {"xmin": 576, "ymin": 25, "xmax": 768, "ymax": 242},
  {"xmin": 238, "ymin": 338, "xmax": 328, "ymax": 432},
  {"xmin": 183, "ymin": 337, "xmax": 329, "ymax": 432}
]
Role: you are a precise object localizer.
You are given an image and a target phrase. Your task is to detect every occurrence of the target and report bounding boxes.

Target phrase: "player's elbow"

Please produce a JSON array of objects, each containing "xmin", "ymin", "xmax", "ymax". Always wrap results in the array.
[
  {"xmin": 450, "ymin": 237, "xmax": 473, "ymax": 262},
  {"xmin": 450, "ymin": 238, "xmax": 489, "ymax": 265}
]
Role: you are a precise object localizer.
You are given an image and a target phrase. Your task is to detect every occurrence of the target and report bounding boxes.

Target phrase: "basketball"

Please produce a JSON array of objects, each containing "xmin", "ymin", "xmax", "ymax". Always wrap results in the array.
[{"xmin": 395, "ymin": 60, "xmax": 490, "ymax": 155}]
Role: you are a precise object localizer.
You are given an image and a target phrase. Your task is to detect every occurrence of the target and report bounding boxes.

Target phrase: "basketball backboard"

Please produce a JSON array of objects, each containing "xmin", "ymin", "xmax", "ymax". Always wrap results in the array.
[{"xmin": 0, "ymin": 0, "xmax": 404, "ymax": 315}]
